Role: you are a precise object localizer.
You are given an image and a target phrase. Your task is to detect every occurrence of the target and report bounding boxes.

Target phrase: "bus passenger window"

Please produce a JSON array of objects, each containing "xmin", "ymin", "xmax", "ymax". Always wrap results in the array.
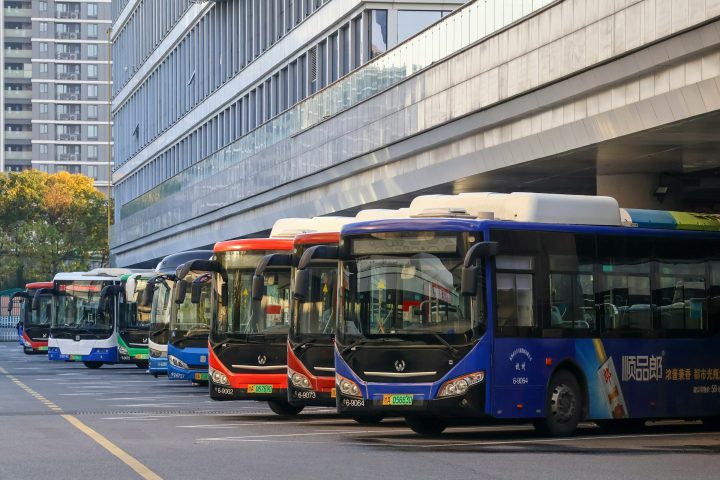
[
  {"xmin": 655, "ymin": 261, "xmax": 706, "ymax": 332},
  {"xmin": 549, "ymin": 272, "xmax": 594, "ymax": 330},
  {"xmin": 496, "ymin": 272, "xmax": 534, "ymax": 328}
]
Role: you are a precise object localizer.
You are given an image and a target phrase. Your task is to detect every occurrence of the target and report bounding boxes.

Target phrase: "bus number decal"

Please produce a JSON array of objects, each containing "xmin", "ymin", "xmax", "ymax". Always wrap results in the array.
[
  {"xmin": 214, "ymin": 387, "xmax": 234, "ymax": 396},
  {"xmin": 341, "ymin": 398, "xmax": 365, "ymax": 407}
]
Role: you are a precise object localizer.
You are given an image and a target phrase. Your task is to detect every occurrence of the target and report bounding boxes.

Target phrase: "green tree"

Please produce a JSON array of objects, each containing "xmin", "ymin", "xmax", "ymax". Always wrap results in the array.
[{"xmin": 0, "ymin": 170, "xmax": 110, "ymax": 289}]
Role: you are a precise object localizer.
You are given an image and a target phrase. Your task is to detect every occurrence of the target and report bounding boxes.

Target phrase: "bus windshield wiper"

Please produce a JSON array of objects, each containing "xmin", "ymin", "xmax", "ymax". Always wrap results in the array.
[
  {"xmin": 340, "ymin": 337, "xmax": 404, "ymax": 355},
  {"xmin": 291, "ymin": 337, "xmax": 318, "ymax": 352},
  {"xmin": 395, "ymin": 328, "xmax": 459, "ymax": 357},
  {"xmin": 150, "ymin": 326, "xmax": 169, "ymax": 338}
]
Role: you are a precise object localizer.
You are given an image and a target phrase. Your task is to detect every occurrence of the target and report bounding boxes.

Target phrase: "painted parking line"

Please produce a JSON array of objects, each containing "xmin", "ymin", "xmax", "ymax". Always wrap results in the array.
[{"xmin": 0, "ymin": 364, "xmax": 164, "ymax": 480}]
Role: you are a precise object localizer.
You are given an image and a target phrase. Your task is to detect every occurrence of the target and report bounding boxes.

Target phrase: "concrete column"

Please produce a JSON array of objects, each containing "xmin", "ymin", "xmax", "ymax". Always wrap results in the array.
[{"xmin": 597, "ymin": 173, "xmax": 682, "ymax": 210}]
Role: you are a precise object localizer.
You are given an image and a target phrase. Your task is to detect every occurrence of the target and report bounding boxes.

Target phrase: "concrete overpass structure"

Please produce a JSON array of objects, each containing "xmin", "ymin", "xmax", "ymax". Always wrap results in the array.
[{"xmin": 111, "ymin": 0, "xmax": 720, "ymax": 266}]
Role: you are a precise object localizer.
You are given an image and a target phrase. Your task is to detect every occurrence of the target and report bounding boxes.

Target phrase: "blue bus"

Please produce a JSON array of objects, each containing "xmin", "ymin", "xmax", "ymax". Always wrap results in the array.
[
  {"xmin": 166, "ymin": 263, "xmax": 212, "ymax": 383},
  {"xmin": 145, "ymin": 251, "xmax": 213, "ymax": 378},
  {"xmin": 301, "ymin": 193, "xmax": 720, "ymax": 435}
]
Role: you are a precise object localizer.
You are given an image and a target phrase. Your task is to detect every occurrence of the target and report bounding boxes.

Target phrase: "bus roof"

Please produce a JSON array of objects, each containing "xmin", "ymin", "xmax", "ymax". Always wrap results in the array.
[
  {"xmin": 341, "ymin": 218, "xmax": 720, "ymax": 239},
  {"xmin": 155, "ymin": 250, "xmax": 213, "ymax": 275},
  {"xmin": 214, "ymin": 238, "xmax": 294, "ymax": 253},
  {"xmin": 53, "ymin": 270, "xmax": 128, "ymax": 282},
  {"xmin": 25, "ymin": 282, "xmax": 54, "ymax": 290},
  {"xmin": 294, "ymin": 232, "xmax": 340, "ymax": 245}
]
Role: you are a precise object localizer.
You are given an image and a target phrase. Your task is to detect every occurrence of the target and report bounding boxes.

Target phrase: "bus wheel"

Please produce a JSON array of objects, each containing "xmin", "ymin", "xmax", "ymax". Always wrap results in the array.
[
  {"xmin": 352, "ymin": 415, "xmax": 384, "ymax": 425},
  {"xmin": 536, "ymin": 370, "xmax": 581, "ymax": 437},
  {"xmin": 405, "ymin": 416, "xmax": 447, "ymax": 435},
  {"xmin": 268, "ymin": 400, "xmax": 304, "ymax": 416},
  {"xmin": 83, "ymin": 361, "xmax": 103, "ymax": 369}
]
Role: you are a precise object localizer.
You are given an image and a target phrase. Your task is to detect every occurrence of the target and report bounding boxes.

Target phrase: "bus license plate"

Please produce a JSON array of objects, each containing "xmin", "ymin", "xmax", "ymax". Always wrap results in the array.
[
  {"xmin": 382, "ymin": 394, "xmax": 413, "ymax": 406},
  {"xmin": 134, "ymin": 354, "xmax": 148, "ymax": 360},
  {"xmin": 248, "ymin": 384, "xmax": 273, "ymax": 394},
  {"xmin": 71, "ymin": 355, "xmax": 82, "ymax": 361},
  {"xmin": 194, "ymin": 373, "xmax": 208, "ymax": 381},
  {"xmin": 39, "ymin": 346, "xmax": 48, "ymax": 351},
  {"xmin": 331, "ymin": 388, "xmax": 336, "ymax": 398}
]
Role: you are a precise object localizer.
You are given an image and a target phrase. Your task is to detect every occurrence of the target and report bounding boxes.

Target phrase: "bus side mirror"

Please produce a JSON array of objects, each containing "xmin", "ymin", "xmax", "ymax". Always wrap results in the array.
[
  {"xmin": 461, "ymin": 266, "xmax": 479, "ymax": 296},
  {"xmin": 32, "ymin": 288, "xmax": 56, "ymax": 312},
  {"xmin": 294, "ymin": 269, "xmax": 310, "ymax": 300},
  {"xmin": 460, "ymin": 241, "xmax": 498, "ymax": 296},
  {"xmin": 175, "ymin": 280, "xmax": 188, "ymax": 304},
  {"xmin": 251, "ymin": 275, "xmax": 264, "ymax": 302},
  {"xmin": 142, "ymin": 283, "xmax": 155, "ymax": 307},
  {"xmin": 191, "ymin": 283, "xmax": 203, "ymax": 304}
]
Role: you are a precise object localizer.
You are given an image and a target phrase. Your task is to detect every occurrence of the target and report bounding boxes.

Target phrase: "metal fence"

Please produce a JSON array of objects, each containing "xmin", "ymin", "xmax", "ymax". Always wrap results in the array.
[{"xmin": 0, "ymin": 288, "xmax": 23, "ymax": 342}]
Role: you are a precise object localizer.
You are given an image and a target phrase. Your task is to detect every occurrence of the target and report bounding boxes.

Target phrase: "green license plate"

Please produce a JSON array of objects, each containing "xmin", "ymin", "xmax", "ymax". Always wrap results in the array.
[
  {"xmin": 134, "ymin": 353, "xmax": 148, "ymax": 360},
  {"xmin": 39, "ymin": 346, "xmax": 48, "ymax": 351},
  {"xmin": 70, "ymin": 355, "xmax": 82, "ymax": 361},
  {"xmin": 247, "ymin": 384, "xmax": 273, "ymax": 394},
  {"xmin": 194, "ymin": 373, "xmax": 208, "ymax": 381},
  {"xmin": 382, "ymin": 394, "xmax": 414, "ymax": 406}
]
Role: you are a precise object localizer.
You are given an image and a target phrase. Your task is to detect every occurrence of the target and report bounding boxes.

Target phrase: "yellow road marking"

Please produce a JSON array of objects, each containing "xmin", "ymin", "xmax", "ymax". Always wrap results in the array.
[
  {"xmin": 0, "ymin": 364, "xmax": 163, "ymax": 480},
  {"xmin": 62, "ymin": 414, "xmax": 163, "ymax": 480}
]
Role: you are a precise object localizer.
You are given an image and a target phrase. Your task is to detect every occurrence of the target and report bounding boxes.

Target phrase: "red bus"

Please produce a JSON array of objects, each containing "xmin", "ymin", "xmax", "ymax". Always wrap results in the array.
[{"xmin": 13, "ymin": 282, "xmax": 54, "ymax": 354}]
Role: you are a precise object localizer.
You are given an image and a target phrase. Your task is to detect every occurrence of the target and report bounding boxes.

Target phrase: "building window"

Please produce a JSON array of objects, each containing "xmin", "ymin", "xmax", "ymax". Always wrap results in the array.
[
  {"xmin": 40, "ymin": 124, "xmax": 48, "ymax": 134},
  {"xmin": 87, "ymin": 84, "xmax": 98, "ymax": 98},
  {"xmin": 39, "ymin": 63, "xmax": 48, "ymax": 73},
  {"xmin": 87, "ymin": 65, "xmax": 98, "ymax": 79},
  {"xmin": 40, "ymin": 144, "xmax": 48, "ymax": 154},
  {"xmin": 368, "ymin": 10, "xmax": 388, "ymax": 60},
  {"xmin": 87, "ymin": 105, "xmax": 98, "ymax": 119},
  {"xmin": 87, "ymin": 3, "xmax": 98, "ymax": 18},
  {"xmin": 87, "ymin": 165, "xmax": 98, "ymax": 179},
  {"xmin": 87, "ymin": 24, "xmax": 98, "ymax": 38},
  {"xmin": 40, "ymin": 22, "xmax": 48, "ymax": 32},
  {"xmin": 39, "ymin": 1, "xmax": 48, "ymax": 11},
  {"xmin": 87, "ymin": 145, "xmax": 98, "ymax": 160},
  {"xmin": 397, "ymin": 11, "xmax": 444, "ymax": 43},
  {"xmin": 39, "ymin": 42, "xmax": 48, "ymax": 53},
  {"xmin": 87, "ymin": 44, "xmax": 98, "ymax": 59},
  {"xmin": 39, "ymin": 83, "xmax": 48, "ymax": 93},
  {"xmin": 87, "ymin": 125, "xmax": 98, "ymax": 139},
  {"xmin": 40, "ymin": 103, "xmax": 48, "ymax": 114}
]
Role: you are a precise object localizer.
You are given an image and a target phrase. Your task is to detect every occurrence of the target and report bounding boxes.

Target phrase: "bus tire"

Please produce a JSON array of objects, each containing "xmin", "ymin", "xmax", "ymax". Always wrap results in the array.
[
  {"xmin": 83, "ymin": 361, "xmax": 103, "ymax": 369},
  {"xmin": 405, "ymin": 416, "xmax": 447, "ymax": 435},
  {"xmin": 536, "ymin": 370, "xmax": 582, "ymax": 437},
  {"xmin": 268, "ymin": 399, "xmax": 304, "ymax": 416},
  {"xmin": 352, "ymin": 415, "xmax": 384, "ymax": 425}
]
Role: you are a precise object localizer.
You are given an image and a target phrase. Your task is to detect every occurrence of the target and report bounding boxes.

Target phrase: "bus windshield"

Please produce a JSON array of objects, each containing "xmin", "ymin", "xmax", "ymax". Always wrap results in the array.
[
  {"xmin": 338, "ymin": 254, "xmax": 482, "ymax": 346},
  {"xmin": 212, "ymin": 250, "xmax": 291, "ymax": 339},
  {"xmin": 149, "ymin": 280, "xmax": 173, "ymax": 342},
  {"xmin": 53, "ymin": 281, "xmax": 112, "ymax": 331},
  {"xmin": 120, "ymin": 279, "xmax": 150, "ymax": 330},
  {"xmin": 291, "ymin": 265, "xmax": 337, "ymax": 339},
  {"xmin": 28, "ymin": 295, "xmax": 53, "ymax": 327},
  {"xmin": 170, "ymin": 273, "xmax": 211, "ymax": 338}
]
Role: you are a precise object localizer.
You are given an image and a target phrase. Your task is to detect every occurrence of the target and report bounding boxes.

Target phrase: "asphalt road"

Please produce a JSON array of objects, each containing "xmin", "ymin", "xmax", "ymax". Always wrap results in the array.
[{"xmin": 1, "ymin": 342, "xmax": 719, "ymax": 480}]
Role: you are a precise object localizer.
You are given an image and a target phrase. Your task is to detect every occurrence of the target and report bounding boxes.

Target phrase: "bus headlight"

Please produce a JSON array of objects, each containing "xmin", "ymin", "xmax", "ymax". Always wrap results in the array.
[
  {"xmin": 337, "ymin": 374, "xmax": 361, "ymax": 398},
  {"xmin": 209, "ymin": 366, "xmax": 229, "ymax": 386},
  {"xmin": 437, "ymin": 371, "xmax": 485, "ymax": 398},
  {"xmin": 149, "ymin": 348, "xmax": 166, "ymax": 358},
  {"xmin": 289, "ymin": 369, "xmax": 311, "ymax": 390},
  {"xmin": 168, "ymin": 355, "xmax": 189, "ymax": 370},
  {"xmin": 22, "ymin": 338, "xmax": 31, "ymax": 347},
  {"xmin": 118, "ymin": 345, "xmax": 128, "ymax": 355}
]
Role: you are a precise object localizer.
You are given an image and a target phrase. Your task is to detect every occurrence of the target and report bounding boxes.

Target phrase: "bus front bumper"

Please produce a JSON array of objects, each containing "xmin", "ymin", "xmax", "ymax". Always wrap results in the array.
[
  {"xmin": 48, "ymin": 347, "xmax": 118, "ymax": 363},
  {"xmin": 337, "ymin": 384, "xmax": 486, "ymax": 419},
  {"xmin": 168, "ymin": 364, "xmax": 208, "ymax": 382}
]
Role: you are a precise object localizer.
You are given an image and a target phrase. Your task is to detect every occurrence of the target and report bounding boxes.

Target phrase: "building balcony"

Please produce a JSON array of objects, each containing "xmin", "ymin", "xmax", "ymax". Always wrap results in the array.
[
  {"xmin": 4, "ymin": 48, "xmax": 31, "ymax": 59},
  {"xmin": 4, "ymin": 131, "xmax": 32, "ymax": 141},
  {"xmin": 56, "ymin": 10, "xmax": 82, "ymax": 20},
  {"xmin": 56, "ymin": 51, "xmax": 81, "ymax": 61},
  {"xmin": 4, "ymin": 69, "xmax": 32, "ymax": 79},
  {"xmin": 4, "ymin": 28, "xmax": 32, "ymax": 38},
  {"xmin": 4, "ymin": 111, "xmax": 32, "ymax": 120},
  {"xmin": 4, "ymin": 7, "xmax": 31, "ymax": 18},
  {"xmin": 56, "ymin": 31, "xmax": 82, "ymax": 40},
  {"xmin": 3, "ymin": 90, "xmax": 32, "ymax": 100},
  {"xmin": 4, "ymin": 151, "xmax": 32, "ymax": 161}
]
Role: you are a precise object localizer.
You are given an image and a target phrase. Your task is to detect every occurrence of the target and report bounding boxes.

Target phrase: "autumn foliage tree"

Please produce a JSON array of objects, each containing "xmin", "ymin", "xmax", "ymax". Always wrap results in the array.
[{"xmin": 0, "ymin": 170, "xmax": 110, "ymax": 288}]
